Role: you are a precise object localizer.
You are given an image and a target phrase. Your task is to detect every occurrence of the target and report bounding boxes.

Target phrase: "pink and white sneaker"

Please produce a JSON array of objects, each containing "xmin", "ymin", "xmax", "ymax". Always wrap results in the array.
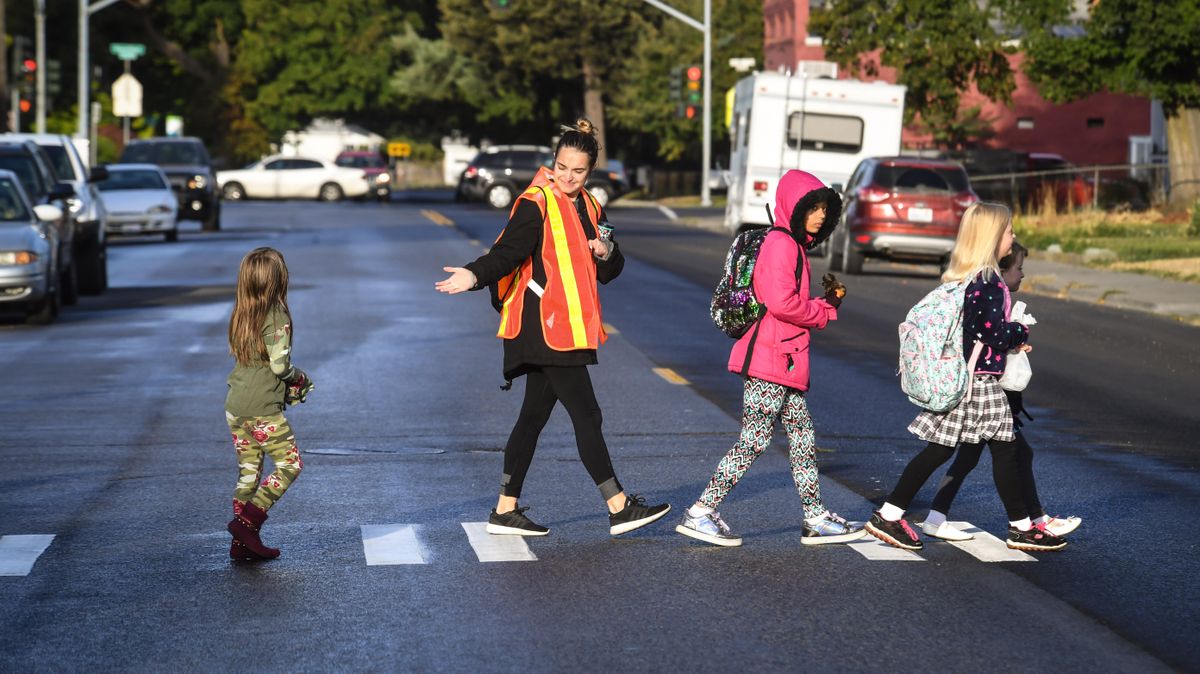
[{"xmin": 1043, "ymin": 516, "xmax": 1081, "ymax": 537}]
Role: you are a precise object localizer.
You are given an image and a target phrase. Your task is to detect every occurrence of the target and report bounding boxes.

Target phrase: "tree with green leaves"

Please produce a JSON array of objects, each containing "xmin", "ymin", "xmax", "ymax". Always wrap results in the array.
[
  {"xmin": 608, "ymin": 0, "xmax": 762, "ymax": 162},
  {"xmin": 232, "ymin": 1, "xmax": 404, "ymax": 143},
  {"xmin": 809, "ymin": 0, "xmax": 1016, "ymax": 133},
  {"xmin": 1017, "ymin": 0, "xmax": 1200, "ymax": 205},
  {"xmin": 437, "ymin": 0, "xmax": 646, "ymax": 166}
]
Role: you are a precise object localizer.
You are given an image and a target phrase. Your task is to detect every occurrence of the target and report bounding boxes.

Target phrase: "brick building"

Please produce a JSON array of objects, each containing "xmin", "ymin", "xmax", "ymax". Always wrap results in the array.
[{"xmin": 761, "ymin": 0, "xmax": 1159, "ymax": 167}]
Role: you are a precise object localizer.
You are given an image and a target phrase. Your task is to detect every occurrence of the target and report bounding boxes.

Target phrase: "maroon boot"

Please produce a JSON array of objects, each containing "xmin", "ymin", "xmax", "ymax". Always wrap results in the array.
[
  {"xmin": 227, "ymin": 502, "xmax": 280, "ymax": 559},
  {"xmin": 229, "ymin": 539, "xmax": 257, "ymax": 561}
]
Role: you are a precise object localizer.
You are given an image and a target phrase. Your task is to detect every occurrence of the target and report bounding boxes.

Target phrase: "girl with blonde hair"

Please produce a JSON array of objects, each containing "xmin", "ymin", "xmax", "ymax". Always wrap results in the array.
[
  {"xmin": 224, "ymin": 247, "xmax": 313, "ymax": 561},
  {"xmin": 864, "ymin": 203, "xmax": 1067, "ymax": 552}
]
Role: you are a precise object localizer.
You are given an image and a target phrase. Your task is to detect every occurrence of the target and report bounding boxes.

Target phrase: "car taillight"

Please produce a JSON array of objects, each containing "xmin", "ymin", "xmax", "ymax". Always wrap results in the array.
[
  {"xmin": 464, "ymin": 166, "xmax": 478, "ymax": 179},
  {"xmin": 954, "ymin": 193, "xmax": 978, "ymax": 209},
  {"xmin": 753, "ymin": 180, "xmax": 768, "ymax": 192},
  {"xmin": 858, "ymin": 187, "xmax": 890, "ymax": 203}
]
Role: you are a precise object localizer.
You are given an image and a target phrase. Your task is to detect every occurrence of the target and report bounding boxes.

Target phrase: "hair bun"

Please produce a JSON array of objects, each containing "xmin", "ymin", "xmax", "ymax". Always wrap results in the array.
[{"xmin": 574, "ymin": 118, "xmax": 594, "ymax": 136}]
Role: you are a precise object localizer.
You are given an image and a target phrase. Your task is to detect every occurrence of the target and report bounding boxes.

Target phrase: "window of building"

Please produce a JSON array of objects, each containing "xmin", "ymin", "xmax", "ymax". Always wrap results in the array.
[
  {"xmin": 786, "ymin": 112, "xmax": 863, "ymax": 153},
  {"xmin": 1017, "ymin": 117, "xmax": 1035, "ymax": 130},
  {"xmin": 1087, "ymin": 117, "xmax": 1105, "ymax": 128}
]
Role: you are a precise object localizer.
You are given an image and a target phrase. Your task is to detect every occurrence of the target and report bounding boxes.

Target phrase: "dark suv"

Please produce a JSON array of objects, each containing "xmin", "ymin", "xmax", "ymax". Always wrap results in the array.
[
  {"xmin": 829, "ymin": 157, "xmax": 978, "ymax": 275},
  {"xmin": 119, "ymin": 137, "xmax": 220, "ymax": 231},
  {"xmin": 456, "ymin": 145, "xmax": 629, "ymax": 209},
  {"xmin": 0, "ymin": 140, "xmax": 78, "ymax": 303}
]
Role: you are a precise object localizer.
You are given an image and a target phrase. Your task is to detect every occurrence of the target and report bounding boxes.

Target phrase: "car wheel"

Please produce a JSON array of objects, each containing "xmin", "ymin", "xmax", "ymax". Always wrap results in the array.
[
  {"xmin": 590, "ymin": 185, "xmax": 611, "ymax": 208},
  {"xmin": 828, "ymin": 232, "xmax": 844, "ymax": 272},
  {"xmin": 843, "ymin": 234, "xmax": 864, "ymax": 275},
  {"xmin": 486, "ymin": 184, "xmax": 514, "ymax": 209},
  {"xmin": 222, "ymin": 183, "xmax": 245, "ymax": 201},
  {"xmin": 202, "ymin": 201, "xmax": 221, "ymax": 232},
  {"xmin": 75, "ymin": 235, "xmax": 107, "ymax": 295},
  {"xmin": 60, "ymin": 254, "xmax": 79, "ymax": 306},
  {"xmin": 165, "ymin": 228, "xmax": 179, "ymax": 243},
  {"xmin": 319, "ymin": 183, "xmax": 344, "ymax": 202},
  {"xmin": 25, "ymin": 285, "xmax": 59, "ymax": 325}
]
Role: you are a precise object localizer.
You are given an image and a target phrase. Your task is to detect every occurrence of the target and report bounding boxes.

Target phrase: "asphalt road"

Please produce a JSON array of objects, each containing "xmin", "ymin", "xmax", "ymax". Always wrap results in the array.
[{"xmin": 0, "ymin": 192, "xmax": 1195, "ymax": 672}]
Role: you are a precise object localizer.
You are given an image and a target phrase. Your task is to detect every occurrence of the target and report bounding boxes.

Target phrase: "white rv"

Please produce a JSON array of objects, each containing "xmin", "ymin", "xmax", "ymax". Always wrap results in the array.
[{"xmin": 724, "ymin": 71, "xmax": 906, "ymax": 230}]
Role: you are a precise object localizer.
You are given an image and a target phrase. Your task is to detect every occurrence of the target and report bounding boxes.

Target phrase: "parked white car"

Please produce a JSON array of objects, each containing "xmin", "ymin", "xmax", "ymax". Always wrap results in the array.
[
  {"xmin": 98, "ymin": 164, "xmax": 179, "ymax": 242},
  {"xmin": 216, "ymin": 156, "xmax": 369, "ymax": 202}
]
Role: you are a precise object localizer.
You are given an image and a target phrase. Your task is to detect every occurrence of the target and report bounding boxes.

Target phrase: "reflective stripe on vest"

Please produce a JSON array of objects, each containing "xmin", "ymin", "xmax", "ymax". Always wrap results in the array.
[{"xmin": 542, "ymin": 188, "xmax": 589, "ymax": 348}]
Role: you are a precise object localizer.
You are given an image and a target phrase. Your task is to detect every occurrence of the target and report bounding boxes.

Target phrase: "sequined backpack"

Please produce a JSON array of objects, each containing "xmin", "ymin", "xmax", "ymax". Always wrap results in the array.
[{"xmin": 710, "ymin": 225, "xmax": 795, "ymax": 338}]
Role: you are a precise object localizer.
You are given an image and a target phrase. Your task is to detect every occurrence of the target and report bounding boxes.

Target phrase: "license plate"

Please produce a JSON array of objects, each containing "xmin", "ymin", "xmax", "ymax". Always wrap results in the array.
[
  {"xmin": 121, "ymin": 223, "xmax": 144, "ymax": 232},
  {"xmin": 908, "ymin": 207, "xmax": 933, "ymax": 223}
]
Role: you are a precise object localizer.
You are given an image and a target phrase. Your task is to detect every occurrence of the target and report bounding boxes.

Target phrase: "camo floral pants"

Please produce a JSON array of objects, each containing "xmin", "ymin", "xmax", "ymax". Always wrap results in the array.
[
  {"xmin": 697, "ymin": 377, "xmax": 826, "ymax": 519},
  {"xmin": 227, "ymin": 412, "xmax": 303, "ymax": 514}
]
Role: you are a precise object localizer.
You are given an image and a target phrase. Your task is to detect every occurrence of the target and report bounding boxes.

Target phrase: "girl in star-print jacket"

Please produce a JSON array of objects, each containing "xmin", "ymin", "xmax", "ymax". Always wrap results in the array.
[{"xmin": 864, "ymin": 202, "xmax": 1068, "ymax": 554}]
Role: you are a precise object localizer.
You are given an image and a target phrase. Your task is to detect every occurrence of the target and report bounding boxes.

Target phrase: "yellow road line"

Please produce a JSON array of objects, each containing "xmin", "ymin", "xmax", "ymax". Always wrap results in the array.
[
  {"xmin": 652, "ymin": 367, "xmax": 689, "ymax": 385},
  {"xmin": 421, "ymin": 209, "xmax": 454, "ymax": 227},
  {"xmin": 602, "ymin": 322, "xmax": 619, "ymax": 335}
]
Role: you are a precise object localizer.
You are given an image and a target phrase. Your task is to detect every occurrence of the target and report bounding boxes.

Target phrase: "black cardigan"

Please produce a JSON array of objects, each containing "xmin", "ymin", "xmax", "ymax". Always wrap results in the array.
[{"xmin": 465, "ymin": 195, "xmax": 624, "ymax": 380}]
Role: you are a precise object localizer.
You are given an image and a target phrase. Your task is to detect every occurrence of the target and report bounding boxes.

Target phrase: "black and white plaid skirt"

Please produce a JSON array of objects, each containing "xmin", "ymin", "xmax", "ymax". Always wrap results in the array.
[{"xmin": 908, "ymin": 376, "xmax": 1014, "ymax": 447}]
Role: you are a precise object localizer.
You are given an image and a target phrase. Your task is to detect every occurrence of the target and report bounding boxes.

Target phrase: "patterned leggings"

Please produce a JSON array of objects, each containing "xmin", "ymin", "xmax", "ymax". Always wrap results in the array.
[
  {"xmin": 697, "ymin": 377, "xmax": 826, "ymax": 519},
  {"xmin": 227, "ymin": 412, "xmax": 303, "ymax": 513}
]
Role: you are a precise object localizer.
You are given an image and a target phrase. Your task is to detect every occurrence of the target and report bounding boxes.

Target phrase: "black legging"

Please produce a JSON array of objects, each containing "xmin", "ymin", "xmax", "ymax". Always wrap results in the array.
[
  {"xmin": 499, "ymin": 365, "xmax": 622, "ymax": 500},
  {"xmin": 885, "ymin": 438, "xmax": 1029, "ymax": 521},
  {"xmin": 930, "ymin": 431, "xmax": 1045, "ymax": 519}
]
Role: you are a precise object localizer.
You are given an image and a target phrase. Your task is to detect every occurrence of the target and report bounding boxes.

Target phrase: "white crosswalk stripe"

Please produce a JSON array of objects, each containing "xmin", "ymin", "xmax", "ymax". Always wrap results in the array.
[
  {"xmin": 846, "ymin": 538, "xmax": 924, "ymax": 561},
  {"xmin": 361, "ymin": 524, "xmax": 428, "ymax": 565},
  {"xmin": 0, "ymin": 535, "xmax": 55, "ymax": 576},
  {"xmin": 461, "ymin": 523, "xmax": 538, "ymax": 562},
  {"xmin": 946, "ymin": 522, "xmax": 1037, "ymax": 562}
]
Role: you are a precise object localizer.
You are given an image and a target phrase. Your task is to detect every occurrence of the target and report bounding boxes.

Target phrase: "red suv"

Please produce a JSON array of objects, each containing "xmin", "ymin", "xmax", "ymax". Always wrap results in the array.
[
  {"xmin": 334, "ymin": 150, "xmax": 391, "ymax": 201},
  {"xmin": 829, "ymin": 157, "xmax": 978, "ymax": 274}
]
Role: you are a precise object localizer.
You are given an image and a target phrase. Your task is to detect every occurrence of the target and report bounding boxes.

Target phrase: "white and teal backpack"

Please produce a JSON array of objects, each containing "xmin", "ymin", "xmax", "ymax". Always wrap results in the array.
[{"xmin": 898, "ymin": 281, "xmax": 983, "ymax": 412}]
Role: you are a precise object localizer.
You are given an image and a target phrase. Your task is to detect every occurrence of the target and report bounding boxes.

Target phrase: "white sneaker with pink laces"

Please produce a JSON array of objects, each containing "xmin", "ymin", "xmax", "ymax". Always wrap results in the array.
[{"xmin": 1044, "ymin": 516, "xmax": 1081, "ymax": 537}]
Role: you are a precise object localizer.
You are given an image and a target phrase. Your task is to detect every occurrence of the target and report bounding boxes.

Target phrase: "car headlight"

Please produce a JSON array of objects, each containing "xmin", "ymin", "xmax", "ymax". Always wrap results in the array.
[
  {"xmin": 67, "ymin": 197, "xmax": 84, "ymax": 214},
  {"xmin": 148, "ymin": 205, "xmax": 173, "ymax": 214},
  {"xmin": 374, "ymin": 173, "xmax": 390, "ymax": 185},
  {"xmin": 187, "ymin": 175, "xmax": 207, "ymax": 190},
  {"xmin": 0, "ymin": 251, "xmax": 37, "ymax": 265}
]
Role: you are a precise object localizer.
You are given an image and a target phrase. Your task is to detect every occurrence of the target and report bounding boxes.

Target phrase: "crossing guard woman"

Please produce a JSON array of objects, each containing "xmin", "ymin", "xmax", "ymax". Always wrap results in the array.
[{"xmin": 436, "ymin": 119, "xmax": 671, "ymax": 537}]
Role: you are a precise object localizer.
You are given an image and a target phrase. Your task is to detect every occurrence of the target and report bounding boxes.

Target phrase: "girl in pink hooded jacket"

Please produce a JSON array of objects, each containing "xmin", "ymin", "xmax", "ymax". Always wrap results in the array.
[{"xmin": 676, "ymin": 170, "xmax": 865, "ymax": 547}]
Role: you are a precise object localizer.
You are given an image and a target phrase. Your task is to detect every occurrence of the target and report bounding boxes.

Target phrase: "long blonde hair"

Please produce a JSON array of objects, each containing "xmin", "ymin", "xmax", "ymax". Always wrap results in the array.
[
  {"xmin": 229, "ymin": 247, "xmax": 290, "ymax": 365},
  {"xmin": 942, "ymin": 202, "xmax": 1011, "ymax": 284}
]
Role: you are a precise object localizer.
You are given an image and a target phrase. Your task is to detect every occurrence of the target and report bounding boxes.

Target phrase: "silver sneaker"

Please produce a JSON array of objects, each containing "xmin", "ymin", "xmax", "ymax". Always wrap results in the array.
[
  {"xmin": 675, "ymin": 510, "xmax": 742, "ymax": 547},
  {"xmin": 801, "ymin": 511, "xmax": 866, "ymax": 545}
]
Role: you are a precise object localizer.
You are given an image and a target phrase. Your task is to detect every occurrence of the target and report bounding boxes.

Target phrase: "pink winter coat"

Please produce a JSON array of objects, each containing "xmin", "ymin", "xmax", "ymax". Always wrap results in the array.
[{"xmin": 727, "ymin": 170, "xmax": 839, "ymax": 391}]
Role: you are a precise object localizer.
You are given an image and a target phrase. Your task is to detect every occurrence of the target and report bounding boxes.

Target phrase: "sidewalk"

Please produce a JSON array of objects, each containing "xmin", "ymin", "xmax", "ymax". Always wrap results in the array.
[{"xmin": 612, "ymin": 199, "xmax": 1200, "ymax": 326}]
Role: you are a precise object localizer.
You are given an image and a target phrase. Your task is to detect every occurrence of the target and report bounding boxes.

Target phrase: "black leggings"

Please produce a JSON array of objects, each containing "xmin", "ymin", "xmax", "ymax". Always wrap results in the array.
[
  {"xmin": 885, "ymin": 438, "xmax": 1030, "ymax": 521},
  {"xmin": 930, "ymin": 431, "xmax": 1045, "ymax": 519},
  {"xmin": 499, "ymin": 366, "xmax": 622, "ymax": 500}
]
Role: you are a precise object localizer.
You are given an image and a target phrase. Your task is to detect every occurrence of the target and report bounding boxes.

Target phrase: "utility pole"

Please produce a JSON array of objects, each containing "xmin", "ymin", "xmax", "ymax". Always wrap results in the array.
[
  {"xmin": 640, "ymin": 0, "xmax": 713, "ymax": 207},
  {"xmin": 35, "ymin": 0, "xmax": 46, "ymax": 133},
  {"xmin": 78, "ymin": 0, "xmax": 124, "ymax": 140}
]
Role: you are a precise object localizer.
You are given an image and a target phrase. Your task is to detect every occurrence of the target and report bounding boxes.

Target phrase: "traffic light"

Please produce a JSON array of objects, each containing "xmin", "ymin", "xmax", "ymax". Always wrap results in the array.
[
  {"xmin": 686, "ymin": 65, "xmax": 702, "ymax": 103},
  {"xmin": 669, "ymin": 66, "xmax": 683, "ymax": 102}
]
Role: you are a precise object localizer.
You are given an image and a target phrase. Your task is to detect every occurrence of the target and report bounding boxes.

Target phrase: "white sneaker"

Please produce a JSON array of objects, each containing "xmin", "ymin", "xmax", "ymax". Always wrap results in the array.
[
  {"xmin": 921, "ymin": 520, "xmax": 974, "ymax": 541},
  {"xmin": 1044, "ymin": 516, "xmax": 1081, "ymax": 537}
]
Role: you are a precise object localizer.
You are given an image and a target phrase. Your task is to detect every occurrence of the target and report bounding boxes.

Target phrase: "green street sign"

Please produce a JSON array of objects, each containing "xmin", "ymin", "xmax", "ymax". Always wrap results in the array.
[{"xmin": 109, "ymin": 43, "xmax": 146, "ymax": 60}]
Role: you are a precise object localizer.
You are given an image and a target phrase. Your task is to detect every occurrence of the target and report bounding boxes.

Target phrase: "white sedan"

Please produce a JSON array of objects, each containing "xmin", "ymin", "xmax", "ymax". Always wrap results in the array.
[
  {"xmin": 217, "ymin": 156, "xmax": 369, "ymax": 202},
  {"xmin": 97, "ymin": 164, "xmax": 180, "ymax": 242}
]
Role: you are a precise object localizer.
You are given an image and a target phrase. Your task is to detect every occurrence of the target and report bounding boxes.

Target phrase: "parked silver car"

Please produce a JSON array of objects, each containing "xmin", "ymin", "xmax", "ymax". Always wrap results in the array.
[
  {"xmin": 8, "ymin": 133, "xmax": 110, "ymax": 294},
  {"xmin": 0, "ymin": 169, "xmax": 66, "ymax": 324}
]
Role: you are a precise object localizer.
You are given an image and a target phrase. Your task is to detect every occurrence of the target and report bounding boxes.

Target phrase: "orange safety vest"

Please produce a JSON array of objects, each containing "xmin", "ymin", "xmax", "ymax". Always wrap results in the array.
[{"xmin": 494, "ymin": 167, "xmax": 608, "ymax": 351}]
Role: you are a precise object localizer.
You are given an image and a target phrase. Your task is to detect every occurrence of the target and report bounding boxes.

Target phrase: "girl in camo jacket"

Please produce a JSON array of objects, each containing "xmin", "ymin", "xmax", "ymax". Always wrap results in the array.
[{"xmin": 224, "ymin": 247, "xmax": 313, "ymax": 561}]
